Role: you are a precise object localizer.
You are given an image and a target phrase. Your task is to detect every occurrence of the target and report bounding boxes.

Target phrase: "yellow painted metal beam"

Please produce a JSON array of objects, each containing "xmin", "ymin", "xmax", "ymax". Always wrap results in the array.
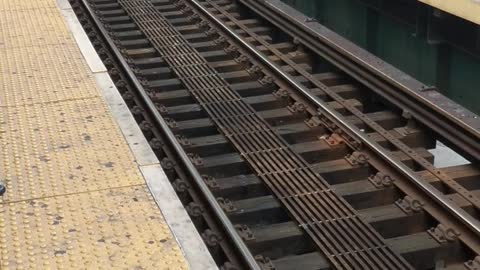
[{"xmin": 419, "ymin": 0, "xmax": 480, "ymax": 25}]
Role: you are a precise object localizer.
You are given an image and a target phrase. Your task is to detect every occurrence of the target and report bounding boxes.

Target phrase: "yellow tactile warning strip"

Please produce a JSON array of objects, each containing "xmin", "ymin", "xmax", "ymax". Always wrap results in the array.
[
  {"xmin": 0, "ymin": 46, "xmax": 98, "ymax": 106},
  {"xmin": 0, "ymin": 186, "xmax": 185, "ymax": 269},
  {"xmin": 0, "ymin": 98, "xmax": 142, "ymax": 201},
  {"xmin": 0, "ymin": 0, "xmax": 188, "ymax": 269},
  {"xmin": 0, "ymin": 8, "xmax": 73, "ymax": 49},
  {"xmin": 0, "ymin": 0, "xmax": 58, "ymax": 11}
]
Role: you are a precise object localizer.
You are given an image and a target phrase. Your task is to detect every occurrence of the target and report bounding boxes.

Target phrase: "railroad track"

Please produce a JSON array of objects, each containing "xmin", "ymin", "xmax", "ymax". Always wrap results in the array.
[{"xmin": 70, "ymin": 0, "xmax": 480, "ymax": 269}]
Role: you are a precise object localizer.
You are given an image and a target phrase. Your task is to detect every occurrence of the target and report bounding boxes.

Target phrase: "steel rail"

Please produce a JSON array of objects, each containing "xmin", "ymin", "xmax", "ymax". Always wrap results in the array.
[
  {"xmin": 241, "ymin": 0, "xmax": 480, "ymax": 162},
  {"xmin": 187, "ymin": 0, "xmax": 480, "ymax": 237},
  {"xmin": 80, "ymin": 1, "xmax": 260, "ymax": 269}
]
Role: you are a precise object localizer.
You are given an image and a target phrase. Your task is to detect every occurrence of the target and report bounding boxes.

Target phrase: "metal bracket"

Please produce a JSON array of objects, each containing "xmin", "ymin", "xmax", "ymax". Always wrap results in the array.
[
  {"xmin": 203, "ymin": 175, "xmax": 220, "ymax": 190},
  {"xmin": 188, "ymin": 153, "xmax": 204, "ymax": 166},
  {"xmin": 345, "ymin": 152, "xmax": 369, "ymax": 166},
  {"xmin": 130, "ymin": 66, "xmax": 141, "ymax": 76},
  {"xmin": 186, "ymin": 202, "xmax": 204, "ymax": 218},
  {"xmin": 318, "ymin": 112, "xmax": 338, "ymax": 130},
  {"xmin": 201, "ymin": 229, "xmax": 222, "ymax": 247},
  {"xmin": 138, "ymin": 77, "xmax": 150, "ymax": 88},
  {"xmin": 155, "ymin": 103, "xmax": 168, "ymax": 114},
  {"xmin": 196, "ymin": 20, "xmax": 209, "ymax": 29},
  {"xmin": 258, "ymin": 75, "xmax": 274, "ymax": 86},
  {"xmin": 108, "ymin": 68, "xmax": 120, "ymax": 79},
  {"xmin": 204, "ymin": 28, "xmax": 218, "ymax": 37},
  {"xmin": 173, "ymin": 178, "xmax": 190, "ymax": 193},
  {"xmin": 92, "ymin": 39, "xmax": 103, "ymax": 50},
  {"xmin": 131, "ymin": 106, "xmax": 144, "ymax": 117},
  {"xmin": 149, "ymin": 138, "xmax": 164, "ymax": 150},
  {"xmin": 224, "ymin": 44, "xmax": 239, "ymax": 55},
  {"xmin": 465, "ymin": 256, "xmax": 480, "ymax": 270},
  {"xmin": 146, "ymin": 90, "xmax": 156, "ymax": 99},
  {"xmin": 246, "ymin": 65, "xmax": 263, "ymax": 77},
  {"xmin": 97, "ymin": 47, "xmax": 108, "ymax": 58},
  {"xmin": 120, "ymin": 44, "xmax": 132, "ymax": 55},
  {"xmin": 103, "ymin": 57, "xmax": 114, "ymax": 68},
  {"xmin": 323, "ymin": 133, "xmax": 344, "ymax": 146},
  {"xmin": 305, "ymin": 116, "xmax": 321, "ymax": 127},
  {"xmin": 115, "ymin": 79, "xmax": 127, "ymax": 89},
  {"xmin": 214, "ymin": 36, "xmax": 228, "ymax": 46},
  {"xmin": 428, "ymin": 224, "xmax": 460, "ymax": 244},
  {"xmin": 164, "ymin": 117, "xmax": 178, "ymax": 129},
  {"xmin": 288, "ymin": 102, "xmax": 306, "ymax": 114},
  {"xmin": 217, "ymin": 197, "xmax": 237, "ymax": 213},
  {"xmin": 255, "ymin": 255, "xmax": 276, "ymax": 270},
  {"xmin": 78, "ymin": 14, "xmax": 88, "ymax": 24},
  {"xmin": 113, "ymin": 37, "xmax": 124, "ymax": 49},
  {"xmin": 180, "ymin": 6, "xmax": 192, "ymax": 14},
  {"xmin": 368, "ymin": 172, "xmax": 395, "ymax": 188},
  {"xmin": 139, "ymin": 121, "xmax": 153, "ymax": 132},
  {"xmin": 88, "ymin": 29, "xmax": 99, "ymax": 39},
  {"xmin": 235, "ymin": 224, "xmax": 255, "ymax": 242},
  {"xmin": 395, "ymin": 195, "xmax": 424, "ymax": 214},
  {"xmin": 160, "ymin": 157, "xmax": 175, "ymax": 170},
  {"xmin": 83, "ymin": 23, "xmax": 93, "ymax": 31},
  {"xmin": 235, "ymin": 57, "xmax": 250, "ymax": 70},
  {"xmin": 273, "ymin": 88, "xmax": 289, "ymax": 98},
  {"xmin": 121, "ymin": 91, "xmax": 134, "ymax": 101},
  {"xmin": 175, "ymin": 135, "xmax": 191, "ymax": 146}
]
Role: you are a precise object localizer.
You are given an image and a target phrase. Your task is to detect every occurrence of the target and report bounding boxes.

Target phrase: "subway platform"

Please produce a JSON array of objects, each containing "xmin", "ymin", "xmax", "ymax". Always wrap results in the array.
[{"xmin": 0, "ymin": 0, "xmax": 216, "ymax": 268}]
